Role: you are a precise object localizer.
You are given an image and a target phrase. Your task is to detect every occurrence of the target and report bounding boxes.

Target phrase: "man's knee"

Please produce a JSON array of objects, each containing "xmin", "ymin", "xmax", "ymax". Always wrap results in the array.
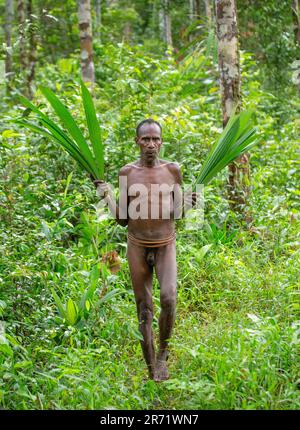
[
  {"xmin": 138, "ymin": 302, "xmax": 153, "ymax": 325},
  {"xmin": 160, "ymin": 290, "xmax": 176, "ymax": 311}
]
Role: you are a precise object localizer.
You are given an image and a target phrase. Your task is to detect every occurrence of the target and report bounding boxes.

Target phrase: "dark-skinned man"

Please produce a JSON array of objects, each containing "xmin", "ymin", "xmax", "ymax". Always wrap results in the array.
[{"xmin": 95, "ymin": 118, "xmax": 196, "ymax": 382}]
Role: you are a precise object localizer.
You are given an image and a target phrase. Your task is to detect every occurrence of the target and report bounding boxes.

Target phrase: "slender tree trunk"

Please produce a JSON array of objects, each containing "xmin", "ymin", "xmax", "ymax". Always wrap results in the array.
[
  {"xmin": 123, "ymin": 22, "xmax": 132, "ymax": 42},
  {"xmin": 17, "ymin": 0, "xmax": 27, "ymax": 86},
  {"xmin": 189, "ymin": 0, "xmax": 194, "ymax": 41},
  {"xmin": 163, "ymin": 0, "xmax": 173, "ymax": 48},
  {"xmin": 5, "ymin": 0, "xmax": 14, "ymax": 90},
  {"xmin": 194, "ymin": 0, "xmax": 201, "ymax": 18},
  {"xmin": 292, "ymin": 0, "xmax": 300, "ymax": 45},
  {"xmin": 189, "ymin": 0, "xmax": 194, "ymax": 21},
  {"xmin": 215, "ymin": 0, "xmax": 250, "ymax": 219},
  {"xmin": 204, "ymin": 0, "xmax": 212, "ymax": 26},
  {"xmin": 78, "ymin": 0, "xmax": 95, "ymax": 83},
  {"xmin": 95, "ymin": 0, "xmax": 101, "ymax": 42},
  {"xmin": 159, "ymin": 3, "xmax": 164, "ymax": 41},
  {"xmin": 27, "ymin": 0, "xmax": 37, "ymax": 98}
]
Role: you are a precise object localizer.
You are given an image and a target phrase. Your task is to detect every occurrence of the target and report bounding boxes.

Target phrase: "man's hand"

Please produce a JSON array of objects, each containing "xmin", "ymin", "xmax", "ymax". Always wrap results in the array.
[
  {"xmin": 184, "ymin": 191, "xmax": 198, "ymax": 209},
  {"xmin": 93, "ymin": 180, "xmax": 111, "ymax": 200},
  {"xmin": 191, "ymin": 192, "xmax": 197, "ymax": 207}
]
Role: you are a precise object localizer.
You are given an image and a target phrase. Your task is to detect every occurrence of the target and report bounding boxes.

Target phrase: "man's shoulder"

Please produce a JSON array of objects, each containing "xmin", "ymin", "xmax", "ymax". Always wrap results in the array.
[
  {"xmin": 163, "ymin": 161, "xmax": 182, "ymax": 183},
  {"xmin": 163, "ymin": 160, "xmax": 181, "ymax": 173},
  {"xmin": 119, "ymin": 163, "xmax": 136, "ymax": 176}
]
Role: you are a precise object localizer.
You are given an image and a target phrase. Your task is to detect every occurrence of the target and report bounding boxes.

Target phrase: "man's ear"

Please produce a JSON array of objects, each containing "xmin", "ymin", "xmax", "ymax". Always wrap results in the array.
[{"xmin": 135, "ymin": 136, "xmax": 139, "ymax": 144}]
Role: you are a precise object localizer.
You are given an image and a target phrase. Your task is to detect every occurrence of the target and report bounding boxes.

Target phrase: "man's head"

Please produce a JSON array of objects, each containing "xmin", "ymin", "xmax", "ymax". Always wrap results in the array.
[{"xmin": 135, "ymin": 119, "xmax": 162, "ymax": 161}]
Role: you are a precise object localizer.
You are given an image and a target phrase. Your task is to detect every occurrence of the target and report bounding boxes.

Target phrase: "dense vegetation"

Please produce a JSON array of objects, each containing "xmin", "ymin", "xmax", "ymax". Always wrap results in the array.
[{"xmin": 0, "ymin": 0, "xmax": 299, "ymax": 409}]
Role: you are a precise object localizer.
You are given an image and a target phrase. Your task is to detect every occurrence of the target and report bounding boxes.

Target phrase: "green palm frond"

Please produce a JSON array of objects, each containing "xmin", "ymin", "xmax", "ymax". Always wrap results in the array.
[
  {"xmin": 196, "ymin": 110, "xmax": 259, "ymax": 185},
  {"xmin": 17, "ymin": 82, "xmax": 104, "ymax": 181}
]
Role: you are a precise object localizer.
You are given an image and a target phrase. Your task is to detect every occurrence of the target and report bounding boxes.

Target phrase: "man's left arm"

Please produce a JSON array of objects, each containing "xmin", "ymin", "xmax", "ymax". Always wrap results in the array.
[{"xmin": 169, "ymin": 162, "xmax": 197, "ymax": 219}]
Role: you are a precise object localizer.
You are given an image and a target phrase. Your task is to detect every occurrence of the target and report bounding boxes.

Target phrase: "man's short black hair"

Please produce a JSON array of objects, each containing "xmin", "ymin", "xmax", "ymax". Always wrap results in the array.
[{"xmin": 136, "ymin": 118, "xmax": 162, "ymax": 136}]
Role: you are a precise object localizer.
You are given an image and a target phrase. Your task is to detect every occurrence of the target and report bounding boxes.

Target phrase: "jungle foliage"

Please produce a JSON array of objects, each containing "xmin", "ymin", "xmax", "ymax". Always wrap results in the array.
[{"xmin": 0, "ymin": 0, "xmax": 299, "ymax": 410}]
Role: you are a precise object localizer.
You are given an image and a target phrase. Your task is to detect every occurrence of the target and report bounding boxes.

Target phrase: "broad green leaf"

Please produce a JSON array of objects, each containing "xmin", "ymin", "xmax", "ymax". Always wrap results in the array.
[
  {"xmin": 81, "ymin": 80, "xmax": 104, "ymax": 179},
  {"xmin": 194, "ymin": 244, "xmax": 213, "ymax": 262},
  {"xmin": 66, "ymin": 298, "xmax": 78, "ymax": 326},
  {"xmin": 51, "ymin": 289, "xmax": 66, "ymax": 319},
  {"xmin": 79, "ymin": 264, "xmax": 100, "ymax": 312}
]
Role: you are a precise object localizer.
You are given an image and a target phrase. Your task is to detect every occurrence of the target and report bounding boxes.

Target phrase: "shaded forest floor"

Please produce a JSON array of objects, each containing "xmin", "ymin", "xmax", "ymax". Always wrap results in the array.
[{"xmin": 0, "ymin": 44, "xmax": 299, "ymax": 409}]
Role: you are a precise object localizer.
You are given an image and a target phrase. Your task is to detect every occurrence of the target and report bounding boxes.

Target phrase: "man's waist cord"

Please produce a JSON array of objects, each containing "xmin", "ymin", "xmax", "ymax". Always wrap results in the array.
[{"xmin": 127, "ymin": 232, "xmax": 176, "ymax": 248}]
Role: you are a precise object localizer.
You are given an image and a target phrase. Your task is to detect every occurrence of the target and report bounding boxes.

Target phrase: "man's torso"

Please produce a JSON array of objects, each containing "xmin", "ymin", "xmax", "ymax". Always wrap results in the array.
[{"xmin": 120, "ymin": 160, "xmax": 182, "ymax": 241}]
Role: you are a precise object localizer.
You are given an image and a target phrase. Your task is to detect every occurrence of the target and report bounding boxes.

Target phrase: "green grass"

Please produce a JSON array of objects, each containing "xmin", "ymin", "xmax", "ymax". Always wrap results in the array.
[{"xmin": 0, "ymin": 211, "xmax": 298, "ymax": 409}]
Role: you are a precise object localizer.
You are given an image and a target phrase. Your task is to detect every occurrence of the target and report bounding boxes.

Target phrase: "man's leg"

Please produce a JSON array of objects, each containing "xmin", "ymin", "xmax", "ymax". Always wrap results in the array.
[
  {"xmin": 154, "ymin": 241, "xmax": 177, "ymax": 381},
  {"xmin": 127, "ymin": 241, "xmax": 156, "ymax": 378}
]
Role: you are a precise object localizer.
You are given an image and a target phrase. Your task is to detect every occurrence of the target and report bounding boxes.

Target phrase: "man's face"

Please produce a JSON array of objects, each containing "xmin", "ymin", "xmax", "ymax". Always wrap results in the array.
[{"xmin": 135, "ymin": 123, "xmax": 162, "ymax": 161}]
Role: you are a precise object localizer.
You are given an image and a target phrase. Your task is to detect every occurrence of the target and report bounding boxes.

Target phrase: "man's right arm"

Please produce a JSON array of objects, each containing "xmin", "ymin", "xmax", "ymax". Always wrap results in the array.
[
  {"xmin": 94, "ymin": 166, "xmax": 129, "ymax": 227},
  {"xmin": 115, "ymin": 166, "xmax": 129, "ymax": 227}
]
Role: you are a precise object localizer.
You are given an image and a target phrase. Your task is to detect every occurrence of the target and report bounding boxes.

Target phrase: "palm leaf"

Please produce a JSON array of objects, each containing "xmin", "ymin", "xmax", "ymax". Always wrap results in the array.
[
  {"xmin": 196, "ymin": 110, "xmax": 259, "ymax": 185},
  {"xmin": 18, "ymin": 90, "xmax": 103, "ymax": 180},
  {"xmin": 197, "ymin": 115, "xmax": 240, "ymax": 183},
  {"xmin": 39, "ymin": 87, "xmax": 99, "ymax": 178},
  {"xmin": 80, "ymin": 80, "xmax": 104, "ymax": 179},
  {"xmin": 202, "ymin": 137, "xmax": 258, "ymax": 184},
  {"xmin": 16, "ymin": 119, "xmax": 93, "ymax": 175}
]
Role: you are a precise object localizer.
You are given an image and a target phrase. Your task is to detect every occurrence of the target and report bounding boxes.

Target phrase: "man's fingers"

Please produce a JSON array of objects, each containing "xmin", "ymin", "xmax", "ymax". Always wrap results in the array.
[
  {"xmin": 94, "ymin": 179, "xmax": 104, "ymax": 187},
  {"xmin": 96, "ymin": 182, "xmax": 111, "ymax": 201}
]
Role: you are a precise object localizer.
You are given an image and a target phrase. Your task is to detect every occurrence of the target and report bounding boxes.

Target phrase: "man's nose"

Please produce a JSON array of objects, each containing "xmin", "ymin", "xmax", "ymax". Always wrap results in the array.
[{"xmin": 147, "ymin": 139, "xmax": 156, "ymax": 148}]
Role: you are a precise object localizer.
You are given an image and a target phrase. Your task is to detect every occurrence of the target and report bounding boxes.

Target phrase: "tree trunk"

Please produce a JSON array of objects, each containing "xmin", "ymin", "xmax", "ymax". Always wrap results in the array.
[
  {"xmin": 163, "ymin": 0, "xmax": 173, "ymax": 48},
  {"xmin": 159, "ymin": 4, "xmax": 164, "ymax": 41},
  {"xmin": 17, "ymin": 0, "xmax": 27, "ymax": 81},
  {"xmin": 123, "ymin": 22, "xmax": 132, "ymax": 42},
  {"xmin": 215, "ymin": 0, "xmax": 250, "ymax": 219},
  {"xmin": 95, "ymin": 0, "xmax": 101, "ymax": 42},
  {"xmin": 189, "ymin": 0, "xmax": 194, "ymax": 22},
  {"xmin": 78, "ymin": 0, "xmax": 95, "ymax": 83},
  {"xmin": 4, "ymin": 0, "xmax": 14, "ymax": 89},
  {"xmin": 194, "ymin": 0, "xmax": 201, "ymax": 18},
  {"xmin": 27, "ymin": 0, "xmax": 37, "ymax": 98},
  {"xmin": 189, "ymin": 0, "xmax": 196, "ymax": 41},
  {"xmin": 292, "ymin": 0, "xmax": 300, "ymax": 45},
  {"xmin": 204, "ymin": 0, "xmax": 212, "ymax": 26}
]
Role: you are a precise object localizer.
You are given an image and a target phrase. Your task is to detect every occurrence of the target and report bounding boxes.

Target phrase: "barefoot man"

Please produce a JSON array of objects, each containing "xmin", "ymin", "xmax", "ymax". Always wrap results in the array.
[{"xmin": 95, "ymin": 119, "xmax": 195, "ymax": 382}]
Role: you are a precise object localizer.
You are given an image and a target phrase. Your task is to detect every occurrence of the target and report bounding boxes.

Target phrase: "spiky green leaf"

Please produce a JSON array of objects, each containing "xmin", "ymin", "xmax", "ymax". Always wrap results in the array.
[{"xmin": 80, "ymin": 80, "xmax": 104, "ymax": 179}]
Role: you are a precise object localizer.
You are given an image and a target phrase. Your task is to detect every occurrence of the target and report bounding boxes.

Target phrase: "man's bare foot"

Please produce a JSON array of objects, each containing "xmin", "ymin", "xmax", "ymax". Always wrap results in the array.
[{"xmin": 153, "ymin": 359, "xmax": 169, "ymax": 382}]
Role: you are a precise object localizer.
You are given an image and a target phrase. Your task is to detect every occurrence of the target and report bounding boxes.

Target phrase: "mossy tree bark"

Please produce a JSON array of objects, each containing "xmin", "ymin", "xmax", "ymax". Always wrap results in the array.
[{"xmin": 215, "ymin": 0, "xmax": 251, "ymax": 221}]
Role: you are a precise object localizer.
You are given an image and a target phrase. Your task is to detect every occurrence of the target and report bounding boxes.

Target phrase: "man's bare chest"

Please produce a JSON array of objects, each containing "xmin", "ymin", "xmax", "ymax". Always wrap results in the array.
[{"xmin": 126, "ymin": 166, "xmax": 176, "ymax": 189}]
